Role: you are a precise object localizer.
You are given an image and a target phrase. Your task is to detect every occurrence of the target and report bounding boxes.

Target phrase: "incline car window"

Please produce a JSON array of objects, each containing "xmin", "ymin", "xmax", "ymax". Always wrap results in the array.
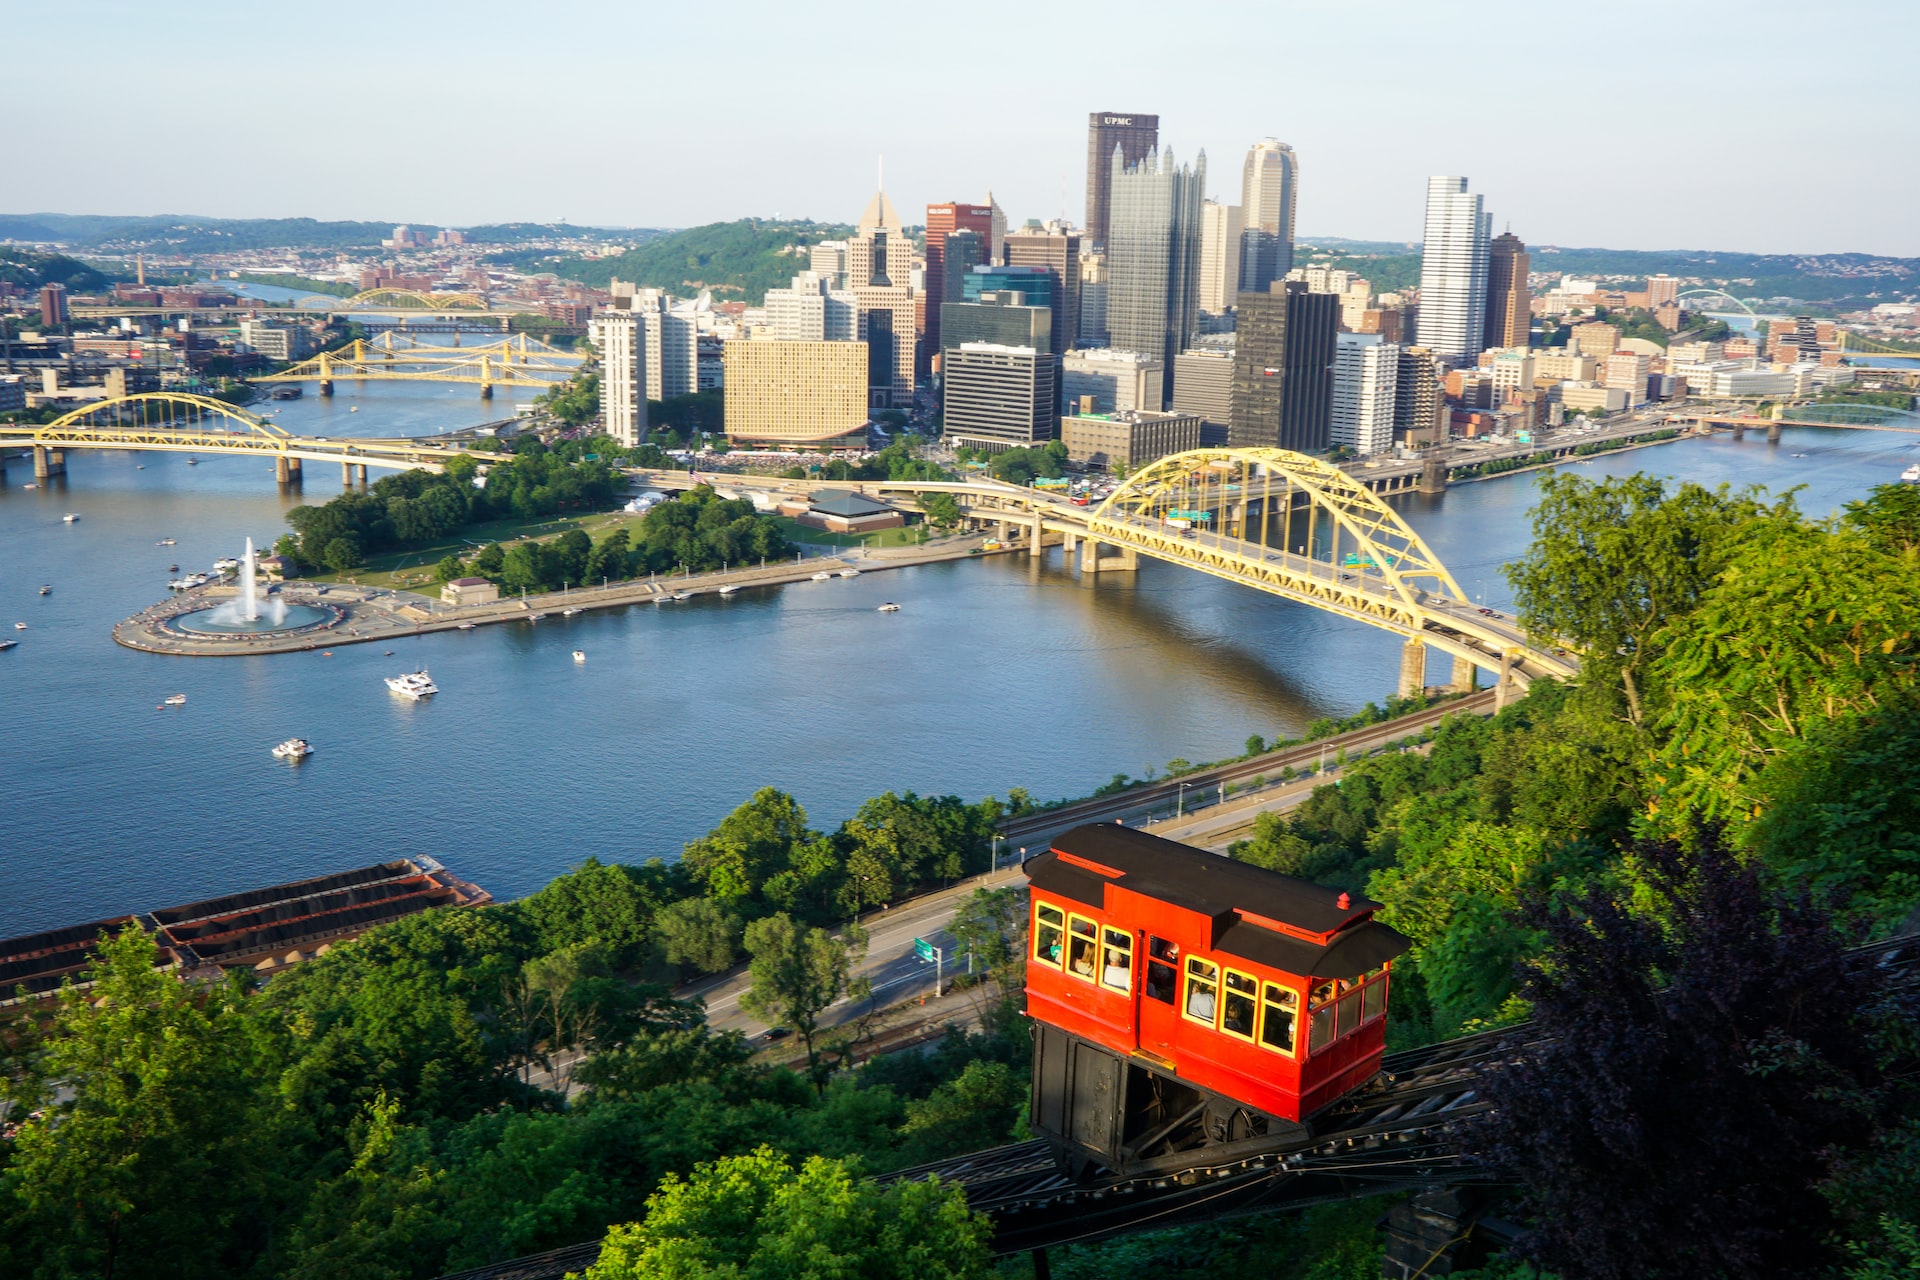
[
  {"xmin": 1222, "ymin": 969, "xmax": 1257, "ymax": 1040},
  {"xmin": 1034, "ymin": 904, "xmax": 1064, "ymax": 967},
  {"xmin": 1261, "ymin": 983, "xmax": 1298, "ymax": 1056},
  {"xmin": 1184, "ymin": 957, "xmax": 1218, "ymax": 1025},
  {"xmin": 1145, "ymin": 937, "xmax": 1177, "ymax": 1004},
  {"xmin": 1067, "ymin": 915, "xmax": 1098, "ymax": 981},
  {"xmin": 1101, "ymin": 927, "xmax": 1133, "ymax": 992}
]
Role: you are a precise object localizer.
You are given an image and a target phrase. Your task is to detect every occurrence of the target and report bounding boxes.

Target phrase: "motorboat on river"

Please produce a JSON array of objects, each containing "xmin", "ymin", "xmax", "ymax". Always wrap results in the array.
[
  {"xmin": 385, "ymin": 670, "xmax": 438, "ymax": 700},
  {"xmin": 272, "ymin": 738, "xmax": 313, "ymax": 760}
]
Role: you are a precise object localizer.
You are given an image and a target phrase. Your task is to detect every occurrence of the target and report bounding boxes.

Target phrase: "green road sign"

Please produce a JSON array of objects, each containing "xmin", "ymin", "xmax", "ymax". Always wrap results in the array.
[{"xmin": 913, "ymin": 937, "xmax": 936, "ymax": 962}]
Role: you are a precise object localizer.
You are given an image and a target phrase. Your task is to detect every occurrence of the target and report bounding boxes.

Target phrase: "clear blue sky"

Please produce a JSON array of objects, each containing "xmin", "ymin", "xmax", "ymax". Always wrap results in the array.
[{"xmin": 14, "ymin": 0, "xmax": 1918, "ymax": 255}]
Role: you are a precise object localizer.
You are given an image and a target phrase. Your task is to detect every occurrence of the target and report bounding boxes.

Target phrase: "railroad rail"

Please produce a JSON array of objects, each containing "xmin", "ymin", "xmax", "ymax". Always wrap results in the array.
[{"xmin": 432, "ymin": 930, "xmax": 1917, "ymax": 1278}]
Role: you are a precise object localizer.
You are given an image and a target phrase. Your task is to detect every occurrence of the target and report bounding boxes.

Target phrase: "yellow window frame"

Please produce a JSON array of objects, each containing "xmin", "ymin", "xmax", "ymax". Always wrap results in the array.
[
  {"xmin": 1033, "ymin": 902, "xmax": 1065, "ymax": 970},
  {"xmin": 1259, "ymin": 982, "xmax": 1299, "ymax": 1058},
  {"xmin": 1182, "ymin": 956, "xmax": 1219, "ymax": 1027},
  {"xmin": 1220, "ymin": 968, "xmax": 1259, "ymax": 1043},
  {"xmin": 1065, "ymin": 913, "xmax": 1100, "ymax": 983}
]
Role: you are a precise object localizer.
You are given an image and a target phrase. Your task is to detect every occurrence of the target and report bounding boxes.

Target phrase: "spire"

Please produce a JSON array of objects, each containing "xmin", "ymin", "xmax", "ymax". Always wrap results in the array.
[{"xmin": 857, "ymin": 154, "xmax": 901, "ymax": 233}]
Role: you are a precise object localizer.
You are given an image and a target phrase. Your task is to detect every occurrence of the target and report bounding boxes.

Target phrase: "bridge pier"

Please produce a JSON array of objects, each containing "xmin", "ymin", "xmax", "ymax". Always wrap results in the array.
[
  {"xmin": 479, "ymin": 383, "xmax": 494, "ymax": 400},
  {"xmin": 1418, "ymin": 458, "xmax": 1448, "ymax": 495},
  {"xmin": 1398, "ymin": 637, "xmax": 1427, "ymax": 699},
  {"xmin": 1731, "ymin": 422, "xmax": 1744, "ymax": 441},
  {"xmin": 356, "ymin": 463, "xmax": 367, "ymax": 485},
  {"xmin": 1494, "ymin": 649, "xmax": 1515, "ymax": 712},
  {"xmin": 342, "ymin": 461, "xmax": 356, "ymax": 487},
  {"xmin": 1451, "ymin": 654, "xmax": 1478, "ymax": 694},
  {"xmin": 1028, "ymin": 516, "xmax": 1043, "ymax": 557},
  {"xmin": 32, "ymin": 445, "xmax": 65, "ymax": 479},
  {"xmin": 1767, "ymin": 421, "xmax": 1782, "ymax": 444},
  {"xmin": 275, "ymin": 454, "xmax": 305, "ymax": 484},
  {"xmin": 318, "ymin": 379, "xmax": 333, "ymax": 397},
  {"xmin": 1079, "ymin": 540, "xmax": 1138, "ymax": 573}
]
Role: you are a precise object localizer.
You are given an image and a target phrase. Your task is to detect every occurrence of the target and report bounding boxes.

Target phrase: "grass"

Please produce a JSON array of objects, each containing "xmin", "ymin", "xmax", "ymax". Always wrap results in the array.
[
  {"xmin": 310, "ymin": 505, "xmax": 642, "ymax": 592},
  {"xmin": 771, "ymin": 517, "xmax": 929, "ymax": 550}
]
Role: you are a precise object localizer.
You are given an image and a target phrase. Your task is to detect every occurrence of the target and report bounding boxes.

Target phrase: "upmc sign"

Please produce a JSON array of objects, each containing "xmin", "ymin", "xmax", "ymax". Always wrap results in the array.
[{"xmin": 1103, "ymin": 116, "xmax": 1134, "ymax": 126}]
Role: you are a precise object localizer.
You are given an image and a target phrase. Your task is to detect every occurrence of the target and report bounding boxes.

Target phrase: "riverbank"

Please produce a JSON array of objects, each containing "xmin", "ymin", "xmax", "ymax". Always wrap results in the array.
[
  {"xmin": 1445, "ymin": 428, "xmax": 1694, "ymax": 486},
  {"xmin": 112, "ymin": 532, "xmax": 1009, "ymax": 656}
]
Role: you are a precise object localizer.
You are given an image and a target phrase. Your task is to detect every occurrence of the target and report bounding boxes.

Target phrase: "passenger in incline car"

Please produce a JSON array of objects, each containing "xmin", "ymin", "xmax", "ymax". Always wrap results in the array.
[
  {"xmin": 1187, "ymin": 984, "xmax": 1215, "ymax": 1021},
  {"xmin": 1072, "ymin": 951, "xmax": 1095, "ymax": 978},
  {"xmin": 1103, "ymin": 950, "xmax": 1131, "ymax": 990}
]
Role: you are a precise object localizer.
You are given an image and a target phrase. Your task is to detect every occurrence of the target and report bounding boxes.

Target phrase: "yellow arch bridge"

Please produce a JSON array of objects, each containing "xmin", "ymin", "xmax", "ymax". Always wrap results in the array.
[
  {"xmin": 659, "ymin": 448, "xmax": 1577, "ymax": 696},
  {"xmin": 0, "ymin": 393, "xmax": 505, "ymax": 486},
  {"xmin": 256, "ymin": 337, "xmax": 583, "ymax": 398}
]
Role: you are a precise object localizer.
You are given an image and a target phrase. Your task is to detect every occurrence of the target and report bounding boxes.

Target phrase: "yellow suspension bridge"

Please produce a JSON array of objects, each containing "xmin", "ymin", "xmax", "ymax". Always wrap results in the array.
[
  {"xmin": 0, "ymin": 393, "xmax": 505, "ymax": 486},
  {"xmin": 256, "ymin": 336, "xmax": 584, "ymax": 398},
  {"xmin": 657, "ymin": 448, "xmax": 1578, "ymax": 695}
]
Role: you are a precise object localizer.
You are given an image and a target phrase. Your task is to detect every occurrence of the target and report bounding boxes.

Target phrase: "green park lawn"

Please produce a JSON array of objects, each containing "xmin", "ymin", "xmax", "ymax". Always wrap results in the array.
[{"xmin": 309, "ymin": 506, "xmax": 644, "ymax": 592}]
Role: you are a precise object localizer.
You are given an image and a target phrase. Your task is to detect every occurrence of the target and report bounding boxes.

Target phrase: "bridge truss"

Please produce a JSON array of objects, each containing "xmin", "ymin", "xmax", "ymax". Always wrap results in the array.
[
  {"xmin": 1, "ymin": 392, "xmax": 503, "ymax": 473},
  {"xmin": 256, "ymin": 338, "xmax": 581, "ymax": 391}
]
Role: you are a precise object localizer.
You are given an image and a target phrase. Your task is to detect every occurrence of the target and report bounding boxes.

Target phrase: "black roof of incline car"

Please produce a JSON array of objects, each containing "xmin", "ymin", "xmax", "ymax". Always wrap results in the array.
[{"xmin": 1028, "ymin": 824, "xmax": 1410, "ymax": 981}]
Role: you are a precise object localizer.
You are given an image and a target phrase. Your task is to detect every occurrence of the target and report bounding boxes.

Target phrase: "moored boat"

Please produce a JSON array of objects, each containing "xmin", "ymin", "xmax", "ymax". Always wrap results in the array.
[
  {"xmin": 163, "ymin": 693, "xmax": 187, "ymax": 706},
  {"xmin": 271, "ymin": 737, "xmax": 313, "ymax": 760},
  {"xmin": 572, "ymin": 650, "xmax": 586, "ymax": 663},
  {"xmin": 385, "ymin": 669, "xmax": 438, "ymax": 700},
  {"xmin": 877, "ymin": 602, "xmax": 900, "ymax": 612}
]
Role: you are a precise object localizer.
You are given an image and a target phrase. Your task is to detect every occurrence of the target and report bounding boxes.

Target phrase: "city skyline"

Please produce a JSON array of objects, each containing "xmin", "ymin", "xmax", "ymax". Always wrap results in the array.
[{"xmin": 8, "ymin": 0, "xmax": 1917, "ymax": 256}]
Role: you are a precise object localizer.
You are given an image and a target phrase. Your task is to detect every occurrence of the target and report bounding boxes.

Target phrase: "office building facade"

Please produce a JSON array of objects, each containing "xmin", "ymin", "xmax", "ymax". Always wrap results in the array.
[
  {"xmin": 1106, "ymin": 146, "xmax": 1206, "ymax": 407},
  {"xmin": 923, "ymin": 202, "xmax": 997, "ymax": 375},
  {"xmin": 1062, "ymin": 348, "xmax": 1162, "ymax": 416},
  {"xmin": 1393, "ymin": 346, "xmax": 1446, "ymax": 443},
  {"xmin": 1331, "ymin": 333, "xmax": 1399, "ymax": 456},
  {"xmin": 1239, "ymin": 139, "xmax": 1299, "ymax": 292},
  {"xmin": 38, "ymin": 283, "xmax": 68, "ymax": 327},
  {"xmin": 1003, "ymin": 224, "xmax": 1082, "ymax": 359},
  {"xmin": 766, "ymin": 272, "xmax": 859, "ymax": 342},
  {"xmin": 1198, "ymin": 200, "xmax": 1244, "ymax": 314},
  {"xmin": 1484, "ymin": 232, "xmax": 1530, "ymax": 351},
  {"xmin": 722, "ymin": 340, "xmax": 868, "ymax": 445},
  {"xmin": 1172, "ymin": 347, "xmax": 1235, "ymax": 443},
  {"xmin": 847, "ymin": 186, "xmax": 917, "ymax": 407},
  {"xmin": 1084, "ymin": 111, "xmax": 1160, "ymax": 249},
  {"xmin": 940, "ymin": 296, "xmax": 1052, "ymax": 360},
  {"xmin": 598, "ymin": 310, "xmax": 648, "ymax": 447},
  {"xmin": 1061, "ymin": 408, "xmax": 1202, "ymax": 470},
  {"xmin": 1229, "ymin": 282, "xmax": 1336, "ymax": 452},
  {"xmin": 942, "ymin": 344, "xmax": 1056, "ymax": 451},
  {"xmin": 1415, "ymin": 176, "xmax": 1491, "ymax": 364}
]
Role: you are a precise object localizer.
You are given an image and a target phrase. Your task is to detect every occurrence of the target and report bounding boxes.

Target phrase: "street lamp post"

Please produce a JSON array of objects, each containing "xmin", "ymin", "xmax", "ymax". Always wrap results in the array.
[{"xmin": 1177, "ymin": 781, "xmax": 1189, "ymax": 819}]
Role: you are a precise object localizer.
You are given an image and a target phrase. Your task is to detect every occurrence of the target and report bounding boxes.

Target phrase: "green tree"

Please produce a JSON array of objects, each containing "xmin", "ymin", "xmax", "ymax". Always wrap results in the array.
[
  {"xmin": 739, "ymin": 913, "xmax": 870, "ymax": 1091},
  {"xmin": 1504, "ymin": 473, "xmax": 1778, "ymax": 724},
  {"xmin": 656, "ymin": 898, "xmax": 744, "ymax": 975},
  {"xmin": 434, "ymin": 553, "xmax": 466, "ymax": 582},
  {"xmin": 681, "ymin": 788, "xmax": 819, "ymax": 910},
  {"xmin": 322, "ymin": 534, "xmax": 364, "ymax": 572},
  {"xmin": 514, "ymin": 858, "xmax": 679, "ymax": 968},
  {"xmin": 947, "ymin": 886, "xmax": 1024, "ymax": 988},
  {"xmin": 0, "ymin": 929, "xmax": 286, "ymax": 1280},
  {"xmin": 920, "ymin": 492, "xmax": 963, "ymax": 528},
  {"xmin": 582, "ymin": 1147, "xmax": 990, "ymax": 1280}
]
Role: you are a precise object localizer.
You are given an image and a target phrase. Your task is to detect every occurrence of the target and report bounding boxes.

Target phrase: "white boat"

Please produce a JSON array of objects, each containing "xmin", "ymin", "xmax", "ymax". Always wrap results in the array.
[
  {"xmin": 271, "ymin": 738, "xmax": 313, "ymax": 760},
  {"xmin": 457, "ymin": 622, "xmax": 476, "ymax": 630},
  {"xmin": 572, "ymin": 650, "xmax": 586, "ymax": 663},
  {"xmin": 385, "ymin": 670, "xmax": 438, "ymax": 699},
  {"xmin": 157, "ymin": 538, "xmax": 176, "ymax": 546},
  {"xmin": 163, "ymin": 693, "xmax": 187, "ymax": 706},
  {"xmin": 526, "ymin": 613, "xmax": 547, "ymax": 622},
  {"xmin": 22, "ymin": 483, "xmax": 36, "ymax": 490},
  {"xmin": 1902, "ymin": 463, "xmax": 1920, "ymax": 485},
  {"xmin": 811, "ymin": 571, "xmax": 833, "ymax": 581},
  {"xmin": 839, "ymin": 569, "xmax": 861, "ymax": 578},
  {"xmin": 13, "ymin": 622, "xmax": 26, "ymax": 630},
  {"xmin": 561, "ymin": 607, "xmax": 580, "ymax": 616},
  {"xmin": 213, "ymin": 557, "xmax": 239, "ymax": 571},
  {"xmin": 717, "ymin": 583, "xmax": 739, "ymax": 596},
  {"xmin": 672, "ymin": 591, "xmax": 690, "ymax": 601},
  {"xmin": 185, "ymin": 458, "xmax": 199, "ymax": 465},
  {"xmin": 39, "ymin": 585, "xmax": 51, "ymax": 596},
  {"xmin": 0, "ymin": 639, "xmax": 16, "ymax": 651},
  {"xmin": 877, "ymin": 602, "xmax": 900, "ymax": 612},
  {"xmin": 62, "ymin": 513, "xmax": 79, "ymax": 523}
]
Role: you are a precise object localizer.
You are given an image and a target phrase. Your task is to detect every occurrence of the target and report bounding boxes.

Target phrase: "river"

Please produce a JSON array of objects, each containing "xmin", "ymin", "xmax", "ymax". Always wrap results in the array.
[{"xmin": 2, "ymin": 418, "xmax": 1916, "ymax": 937}]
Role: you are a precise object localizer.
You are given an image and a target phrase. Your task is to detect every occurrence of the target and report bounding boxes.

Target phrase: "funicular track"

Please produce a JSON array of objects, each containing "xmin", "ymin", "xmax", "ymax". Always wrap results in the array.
[{"xmin": 433, "ymin": 936, "xmax": 1917, "ymax": 1278}]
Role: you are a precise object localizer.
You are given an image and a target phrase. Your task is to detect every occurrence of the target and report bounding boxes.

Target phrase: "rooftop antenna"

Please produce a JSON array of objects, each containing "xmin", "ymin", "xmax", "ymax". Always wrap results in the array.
[{"xmin": 878, "ymin": 154, "xmax": 884, "ymax": 191}]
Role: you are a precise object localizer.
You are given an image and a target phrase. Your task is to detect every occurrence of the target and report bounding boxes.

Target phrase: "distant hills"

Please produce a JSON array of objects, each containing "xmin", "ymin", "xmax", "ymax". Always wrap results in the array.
[
  {"xmin": 0, "ymin": 214, "xmax": 646, "ymax": 253},
  {"xmin": 519, "ymin": 220, "xmax": 855, "ymax": 305}
]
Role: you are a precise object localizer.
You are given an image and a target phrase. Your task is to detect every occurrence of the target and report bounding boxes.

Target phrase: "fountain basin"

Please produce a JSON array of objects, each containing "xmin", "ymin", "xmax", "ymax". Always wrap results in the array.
[{"xmin": 171, "ymin": 603, "xmax": 337, "ymax": 636}]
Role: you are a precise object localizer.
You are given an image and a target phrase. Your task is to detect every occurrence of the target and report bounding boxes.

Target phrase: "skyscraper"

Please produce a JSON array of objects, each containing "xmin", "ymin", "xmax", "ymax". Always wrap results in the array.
[
  {"xmin": 1229, "ymin": 282, "xmax": 1336, "ymax": 453},
  {"xmin": 1106, "ymin": 146, "xmax": 1206, "ymax": 407},
  {"xmin": 1084, "ymin": 111, "xmax": 1160, "ymax": 249},
  {"xmin": 1415, "ymin": 177, "xmax": 1492, "ymax": 364},
  {"xmin": 597, "ymin": 310, "xmax": 648, "ymax": 448},
  {"xmin": 1198, "ymin": 200, "xmax": 1244, "ymax": 314},
  {"xmin": 923, "ymin": 202, "xmax": 997, "ymax": 376},
  {"xmin": 1331, "ymin": 333, "xmax": 1399, "ymax": 456},
  {"xmin": 847, "ymin": 185, "xmax": 917, "ymax": 407},
  {"xmin": 38, "ymin": 283, "xmax": 68, "ymax": 328},
  {"xmin": 1393, "ymin": 346, "xmax": 1446, "ymax": 443},
  {"xmin": 1239, "ymin": 140, "xmax": 1299, "ymax": 293},
  {"xmin": 1003, "ymin": 223, "xmax": 1082, "ymax": 359},
  {"xmin": 942, "ymin": 344, "xmax": 1057, "ymax": 452},
  {"xmin": 1483, "ymin": 232, "xmax": 1530, "ymax": 352},
  {"xmin": 765, "ymin": 271, "xmax": 858, "ymax": 342}
]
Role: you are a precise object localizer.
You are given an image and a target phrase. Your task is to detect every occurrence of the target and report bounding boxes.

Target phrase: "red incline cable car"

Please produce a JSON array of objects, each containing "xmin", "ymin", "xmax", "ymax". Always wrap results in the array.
[{"xmin": 1024, "ymin": 824, "xmax": 1412, "ymax": 1175}]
